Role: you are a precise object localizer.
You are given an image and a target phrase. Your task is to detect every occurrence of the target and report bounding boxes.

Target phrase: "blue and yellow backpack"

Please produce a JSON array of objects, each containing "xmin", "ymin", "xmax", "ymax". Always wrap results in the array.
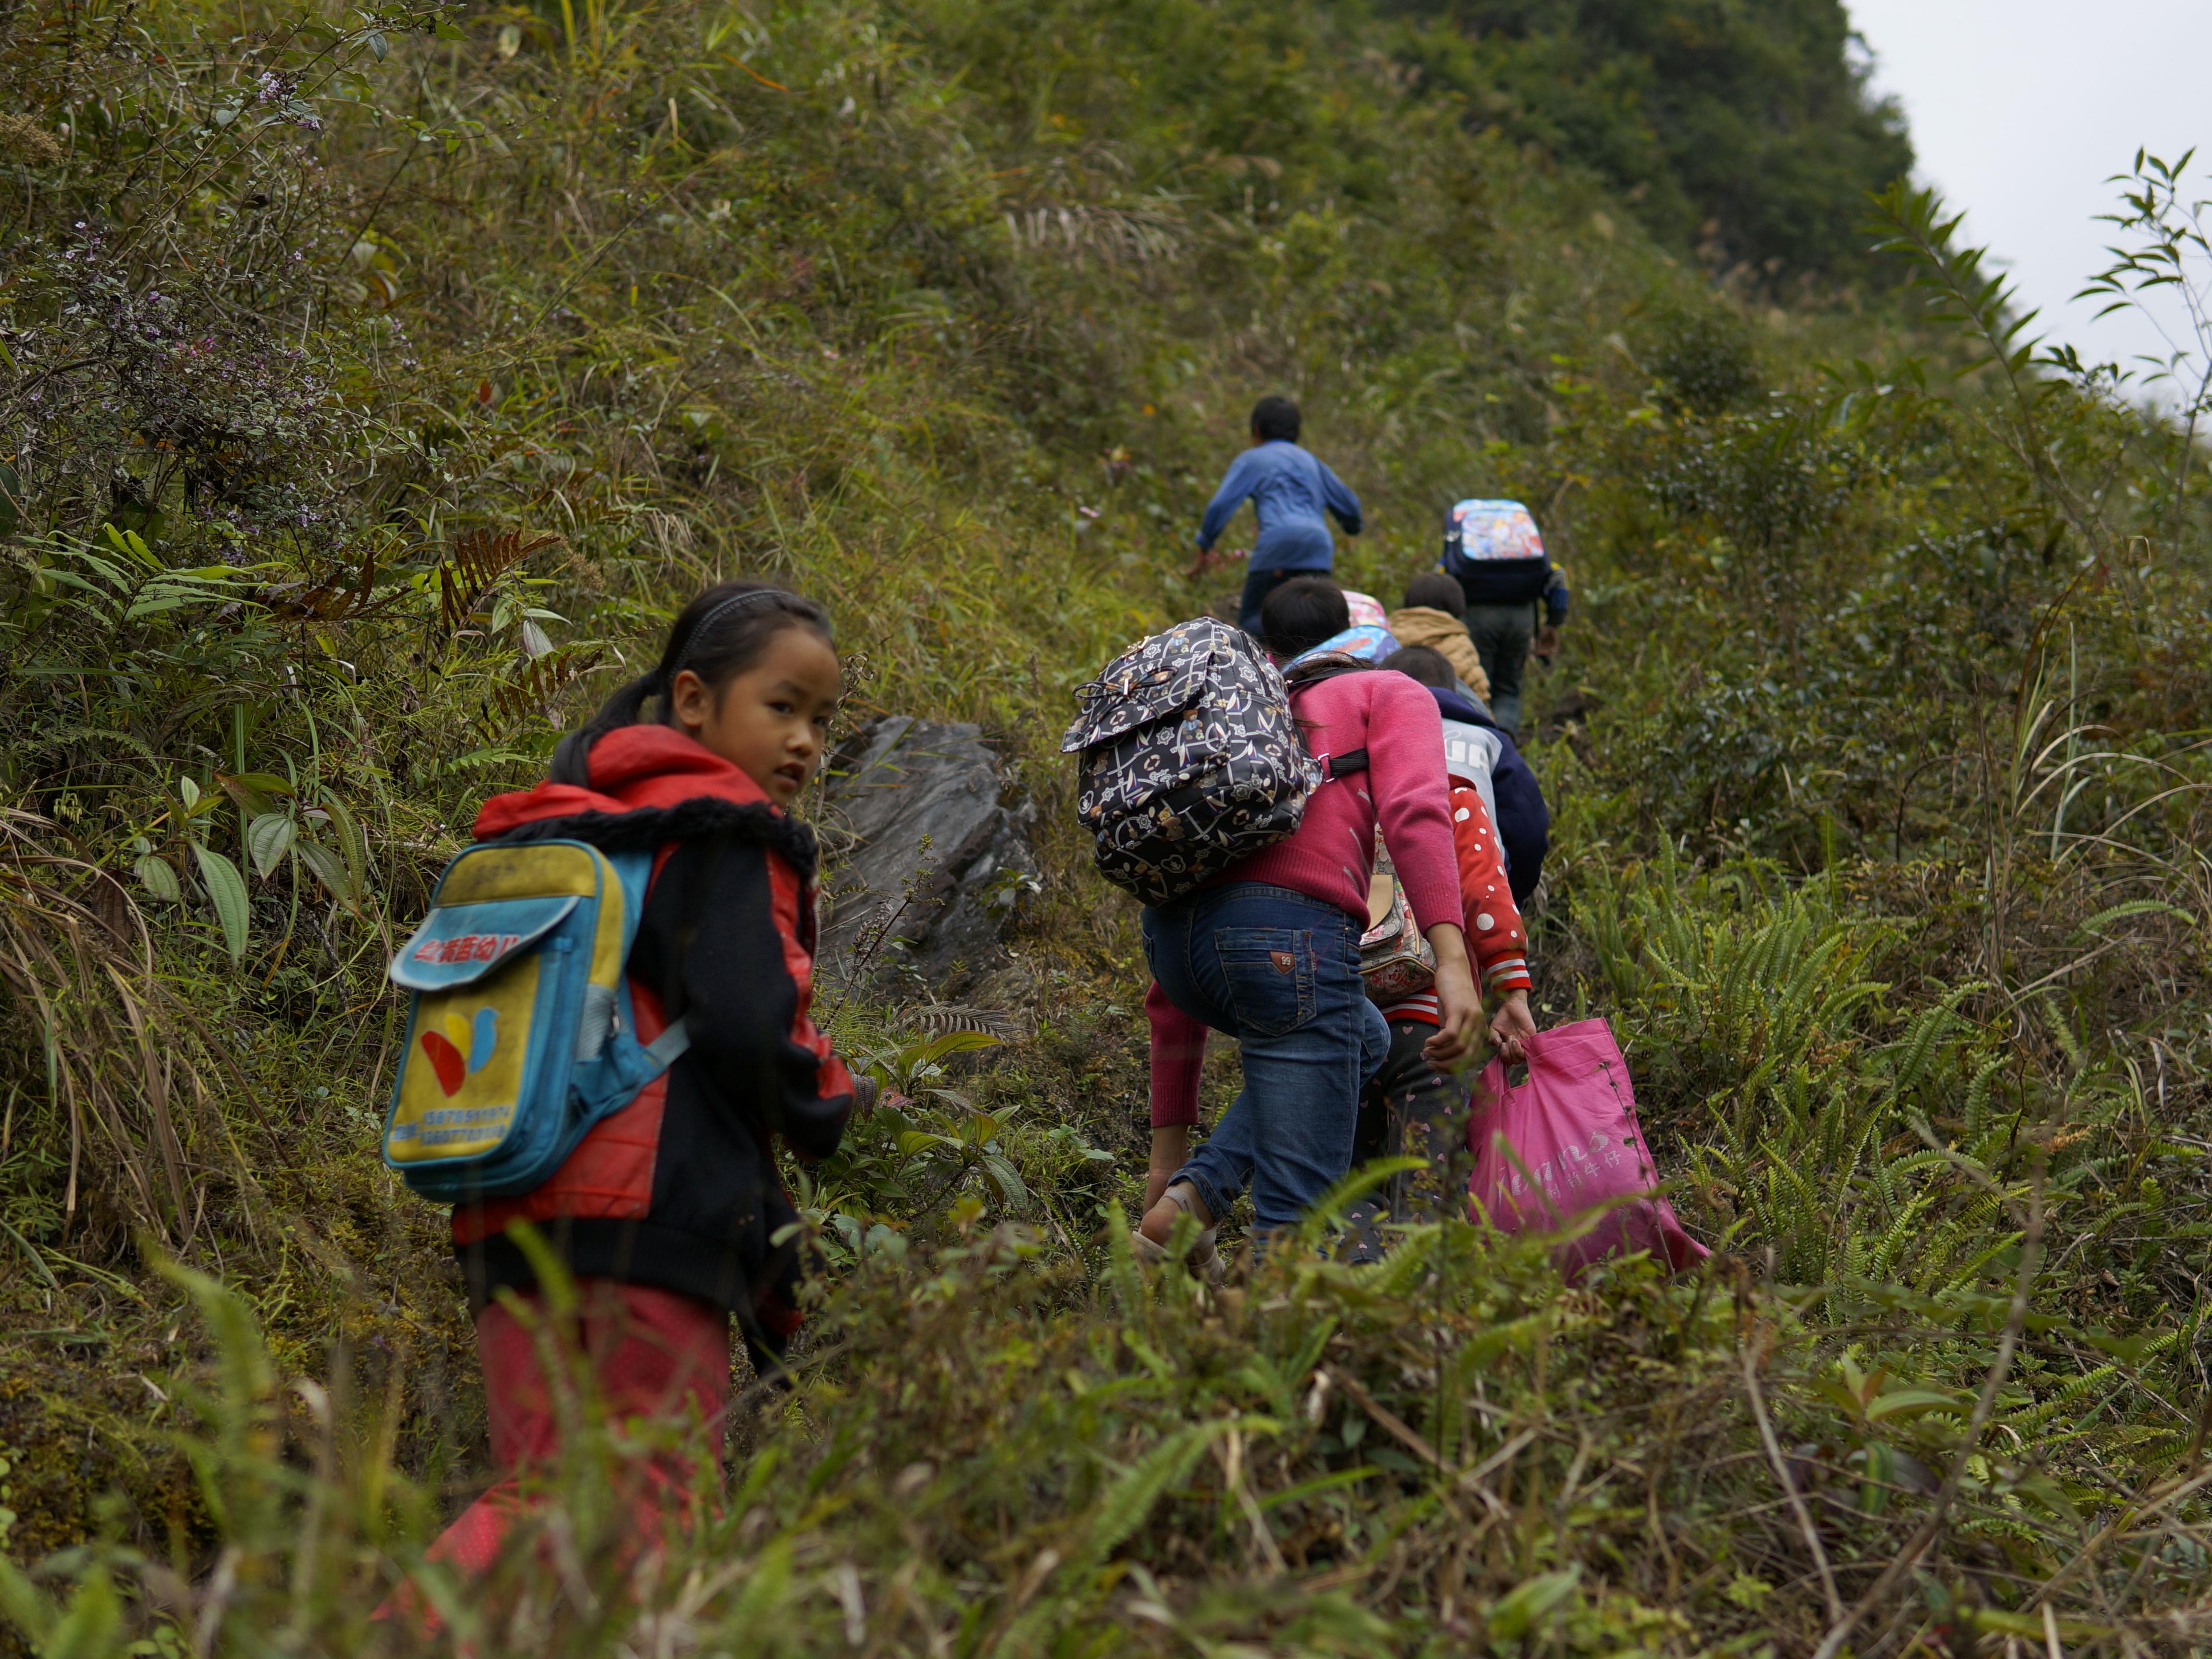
[{"xmin": 381, "ymin": 839, "xmax": 689, "ymax": 1202}]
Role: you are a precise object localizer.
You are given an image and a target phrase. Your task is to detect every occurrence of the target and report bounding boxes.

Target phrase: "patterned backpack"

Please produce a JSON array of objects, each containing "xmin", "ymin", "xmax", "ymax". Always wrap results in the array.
[
  {"xmin": 1061, "ymin": 619, "xmax": 1365, "ymax": 907},
  {"xmin": 1441, "ymin": 498, "xmax": 1553, "ymax": 606},
  {"xmin": 1359, "ymin": 836, "xmax": 1436, "ymax": 1003}
]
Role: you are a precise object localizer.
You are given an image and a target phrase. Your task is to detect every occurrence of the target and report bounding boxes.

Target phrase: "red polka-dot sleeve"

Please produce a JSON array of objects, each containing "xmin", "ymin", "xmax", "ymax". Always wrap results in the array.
[{"xmin": 1449, "ymin": 785, "xmax": 1531, "ymax": 993}]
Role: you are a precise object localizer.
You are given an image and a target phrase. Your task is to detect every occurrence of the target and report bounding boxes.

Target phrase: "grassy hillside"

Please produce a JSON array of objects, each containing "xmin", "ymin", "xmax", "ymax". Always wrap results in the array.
[{"xmin": 1, "ymin": 0, "xmax": 2209, "ymax": 1652}]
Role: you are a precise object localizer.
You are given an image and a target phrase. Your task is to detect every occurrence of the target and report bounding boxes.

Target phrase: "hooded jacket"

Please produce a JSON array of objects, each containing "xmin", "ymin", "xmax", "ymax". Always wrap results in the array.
[
  {"xmin": 452, "ymin": 724, "xmax": 858, "ymax": 1366},
  {"xmin": 1385, "ymin": 606, "xmax": 1492, "ymax": 700},
  {"xmin": 1428, "ymin": 686, "xmax": 1548, "ymax": 906}
]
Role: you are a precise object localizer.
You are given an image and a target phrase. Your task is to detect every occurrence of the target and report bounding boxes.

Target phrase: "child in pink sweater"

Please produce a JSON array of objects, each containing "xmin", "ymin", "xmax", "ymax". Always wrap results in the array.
[{"xmin": 1137, "ymin": 578, "xmax": 1482, "ymax": 1266}]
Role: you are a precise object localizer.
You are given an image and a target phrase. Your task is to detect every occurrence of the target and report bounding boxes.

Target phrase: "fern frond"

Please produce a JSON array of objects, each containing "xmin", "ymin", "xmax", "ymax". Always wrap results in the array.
[
  {"xmin": 909, "ymin": 1003, "xmax": 1031, "ymax": 1040},
  {"xmin": 1962, "ymin": 1055, "xmax": 2008, "ymax": 1139},
  {"xmin": 439, "ymin": 527, "xmax": 561, "ymax": 632},
  {"xmin": 1886, "ymin": 980, "xmax": 1992, "ymax": 1100},
  {"xmin": 474, "ymin": 644, "xmax": 606, "ymax": 739}
]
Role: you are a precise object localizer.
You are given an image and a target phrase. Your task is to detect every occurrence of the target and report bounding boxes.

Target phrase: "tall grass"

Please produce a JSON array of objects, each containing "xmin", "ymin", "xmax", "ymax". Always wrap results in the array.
[
  {"xmin": 14, "ymin": 1208, "xmax": 2212, "ymax": 1656},
  {"xmin": 0, "ymin": 0, "xmax": 2208, "ymax": 1650}
]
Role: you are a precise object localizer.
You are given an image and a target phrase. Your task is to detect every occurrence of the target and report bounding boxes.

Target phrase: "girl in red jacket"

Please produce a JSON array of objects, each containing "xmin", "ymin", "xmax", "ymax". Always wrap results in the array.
[{"xmin": 421, "ymin": 579, "xmax": 865, "ymax": 1586}]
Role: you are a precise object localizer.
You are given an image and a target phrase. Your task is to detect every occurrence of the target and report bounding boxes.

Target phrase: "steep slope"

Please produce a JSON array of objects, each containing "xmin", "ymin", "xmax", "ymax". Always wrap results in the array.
[{"xmin": 0, "ymin": 0, "xmax": 2208, "ymax": 1650}]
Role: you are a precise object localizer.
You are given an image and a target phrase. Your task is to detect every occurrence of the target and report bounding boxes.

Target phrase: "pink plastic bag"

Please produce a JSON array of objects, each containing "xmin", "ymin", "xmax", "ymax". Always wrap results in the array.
[{"xmin": 1467, "ymin": 1018, "xmax": 1708, "ymax": 1280}]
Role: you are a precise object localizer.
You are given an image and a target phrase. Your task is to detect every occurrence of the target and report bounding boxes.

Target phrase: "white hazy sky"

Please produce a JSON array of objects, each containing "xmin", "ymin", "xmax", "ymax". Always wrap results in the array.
[{"xmin": 1847, "ymin": 0, "xmax": 2212, "ymax": 387}]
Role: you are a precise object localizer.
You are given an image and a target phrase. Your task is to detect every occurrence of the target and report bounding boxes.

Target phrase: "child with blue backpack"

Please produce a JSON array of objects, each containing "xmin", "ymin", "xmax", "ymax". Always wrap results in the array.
[{"xmin": 398, "ymin": 580, "xmax": 868, "ymax": 1592}]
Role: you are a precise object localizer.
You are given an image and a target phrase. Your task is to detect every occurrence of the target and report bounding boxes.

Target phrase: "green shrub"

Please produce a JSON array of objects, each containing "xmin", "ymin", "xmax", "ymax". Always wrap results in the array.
[{"xmin": 0, "ymin": 0, "xmax": 2208, "ymax": 1650}]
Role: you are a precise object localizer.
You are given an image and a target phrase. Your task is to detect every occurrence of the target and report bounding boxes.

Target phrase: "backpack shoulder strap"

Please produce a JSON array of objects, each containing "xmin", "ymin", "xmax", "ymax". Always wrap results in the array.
[
  {"xmin": 603, "ymin": 847, "xmax": 690, "ymax": 1066},
  {"xmin": 1285, "ymin": 655, "xmax": 1372, "ymax": 780}
]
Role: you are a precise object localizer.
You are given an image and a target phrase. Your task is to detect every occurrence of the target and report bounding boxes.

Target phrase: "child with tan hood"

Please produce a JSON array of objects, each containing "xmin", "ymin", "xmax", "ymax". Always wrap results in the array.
[{"xmin": 1387, "ymin": 573, "xmax": 1491, "ymax": 700}]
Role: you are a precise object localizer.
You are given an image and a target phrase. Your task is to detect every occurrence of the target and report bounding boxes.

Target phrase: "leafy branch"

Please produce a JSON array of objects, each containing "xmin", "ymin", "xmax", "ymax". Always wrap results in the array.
[
  {"xmin": 2077, "ymin": 147, "xmax": 2212, "ymax": 519},
  {"xmin": 1868, "ymin": 181, "xmax": 2102, "ymax": 551}
]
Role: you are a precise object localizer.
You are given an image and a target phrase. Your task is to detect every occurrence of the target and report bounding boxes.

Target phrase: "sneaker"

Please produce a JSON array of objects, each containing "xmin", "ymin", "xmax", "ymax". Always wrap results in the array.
[
  {"xmin": 1133, "ymin": 1183, "xmax": 1224, "ymax": 1285},
  {"xmin": 1340, "ymin": 1197, "xmax": 1387, "ymax": 1265}
]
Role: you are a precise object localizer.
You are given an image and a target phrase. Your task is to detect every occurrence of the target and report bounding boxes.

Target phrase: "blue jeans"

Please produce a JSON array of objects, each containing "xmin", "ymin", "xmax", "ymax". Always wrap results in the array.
[{"xmin": 1143, "ymin": 883, "xmax": 1390, "ymax": 1234}]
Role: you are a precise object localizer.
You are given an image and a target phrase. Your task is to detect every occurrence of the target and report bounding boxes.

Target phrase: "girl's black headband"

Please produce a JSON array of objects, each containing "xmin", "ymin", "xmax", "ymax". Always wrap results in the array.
[{"xmin": 666, "ymin": 589, "xmax": 822, "ymax": 680}]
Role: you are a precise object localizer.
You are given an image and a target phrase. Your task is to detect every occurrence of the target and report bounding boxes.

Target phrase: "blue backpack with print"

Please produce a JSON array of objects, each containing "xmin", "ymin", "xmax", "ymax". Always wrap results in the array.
[{"xmin": 381, "ymin": 838, "xmax": 690, "ymax": 1203}]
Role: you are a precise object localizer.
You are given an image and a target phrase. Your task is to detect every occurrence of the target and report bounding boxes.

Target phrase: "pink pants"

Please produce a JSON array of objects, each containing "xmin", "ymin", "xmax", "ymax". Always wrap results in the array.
[{"xmin": 424, "ymin": 1279, "xmax": 730, "ymax": 1576}]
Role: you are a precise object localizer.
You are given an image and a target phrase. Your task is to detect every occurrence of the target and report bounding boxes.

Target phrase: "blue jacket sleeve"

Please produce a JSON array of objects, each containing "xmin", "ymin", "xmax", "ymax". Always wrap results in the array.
[
  {"xmin": 1489, "ymin": 738, "xmax": 1550, "ymax": 906},
  {"xmin": 1195, "ymin": 452, "xmax": 1258, "ymax": 550},
  {"xmin": 1544, "ymin": 567, "xmax": 1569, "ymax": 624},
  {"xmin": 1319, "ymin": 461, "xmax": 1362, "ymax": 535}
]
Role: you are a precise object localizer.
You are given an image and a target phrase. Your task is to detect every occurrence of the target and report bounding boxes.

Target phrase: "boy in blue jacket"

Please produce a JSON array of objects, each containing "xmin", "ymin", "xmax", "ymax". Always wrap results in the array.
[{"xmin": 1194, "ymin": 395, "xmax": 1363, "ymax": 633}]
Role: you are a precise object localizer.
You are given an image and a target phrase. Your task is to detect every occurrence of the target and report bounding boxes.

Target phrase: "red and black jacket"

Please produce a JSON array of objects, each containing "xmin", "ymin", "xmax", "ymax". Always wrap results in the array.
[{"xmin": 453, "ymin": 725, "xmax": 858, "ymax": 1367}]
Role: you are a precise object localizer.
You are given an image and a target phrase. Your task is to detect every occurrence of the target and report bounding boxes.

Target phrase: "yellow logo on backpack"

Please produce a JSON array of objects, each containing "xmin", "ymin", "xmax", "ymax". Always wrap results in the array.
[{"xmin": 388, "ymin": 961, "xmax": 541, "ymax": 1161}]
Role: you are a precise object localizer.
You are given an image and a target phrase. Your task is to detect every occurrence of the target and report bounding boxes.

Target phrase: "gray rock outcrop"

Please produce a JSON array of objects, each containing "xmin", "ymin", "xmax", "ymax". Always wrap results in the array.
[{"xmin": 814, "ymin": 716, "xmax": 1037, "ymax": 991}]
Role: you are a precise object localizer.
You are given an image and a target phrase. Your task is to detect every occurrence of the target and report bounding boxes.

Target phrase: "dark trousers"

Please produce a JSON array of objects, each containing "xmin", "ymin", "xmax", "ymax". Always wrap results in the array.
[
  {"xmin": 1237, "ymin": 566, "xmax": 1318, "ymax": 636},
  {"xmin": 1465, "ymin": 602, "xmax": 1537, "ymax": 735},
  {"xmin": 1344, "ymin": 1019, "xmax": 1470, "ymax": 1255}
]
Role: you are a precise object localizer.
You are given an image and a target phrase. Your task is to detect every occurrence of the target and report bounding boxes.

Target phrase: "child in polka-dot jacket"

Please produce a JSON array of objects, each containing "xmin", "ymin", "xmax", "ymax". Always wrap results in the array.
[
  {"xmin": 1372, "ymin": 778, "xmax": 1532, "ymax": 1028},
  {"xmin": 1350, "ymin": 668, "xmax": 1538, "ymax": 1236}
]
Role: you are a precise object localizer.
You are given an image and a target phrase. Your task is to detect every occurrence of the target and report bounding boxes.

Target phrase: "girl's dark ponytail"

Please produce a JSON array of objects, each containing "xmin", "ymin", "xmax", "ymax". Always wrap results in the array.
[
  {"xmin": 549, "ymin": 669, "xmax": 663, "ymax": 785},
  {"xmin": 548, "ymin": 579, "xmax": 834, "ymax": 786}
]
